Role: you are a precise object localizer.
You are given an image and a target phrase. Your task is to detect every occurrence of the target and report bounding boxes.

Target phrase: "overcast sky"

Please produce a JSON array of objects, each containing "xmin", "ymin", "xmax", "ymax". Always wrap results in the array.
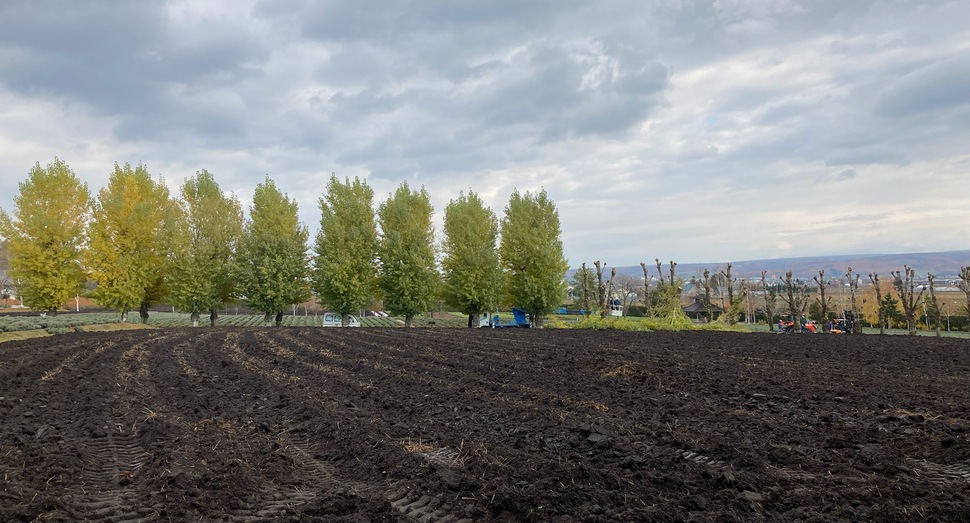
[{"xmin": 1, "ymin": 1, "xmax": 968, "ymax": 267}]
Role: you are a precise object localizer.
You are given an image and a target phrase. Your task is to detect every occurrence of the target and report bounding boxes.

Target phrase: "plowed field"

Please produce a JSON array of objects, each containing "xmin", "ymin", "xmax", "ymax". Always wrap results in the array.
[{"xmin": 2, "ymin": 328, "xmax": 969, "ymax": 522}]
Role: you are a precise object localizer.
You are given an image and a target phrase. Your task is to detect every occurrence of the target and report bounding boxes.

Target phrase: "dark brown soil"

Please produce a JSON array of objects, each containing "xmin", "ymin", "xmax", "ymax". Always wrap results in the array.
[{"xmin": 1, "ymin": 328, "xmax": 969, "ymax": 522}]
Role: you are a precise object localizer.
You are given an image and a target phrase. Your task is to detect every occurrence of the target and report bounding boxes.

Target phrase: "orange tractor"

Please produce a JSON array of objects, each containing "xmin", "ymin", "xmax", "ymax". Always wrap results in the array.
[{"xmin": 779, "ymin": 313, "xmax": 817, "ymax": 333}]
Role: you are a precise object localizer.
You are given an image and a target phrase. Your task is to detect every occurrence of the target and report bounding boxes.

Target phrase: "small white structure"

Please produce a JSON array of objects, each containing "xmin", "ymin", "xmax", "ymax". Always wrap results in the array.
[
  {"xmin": 321, "ymin": 312, "xmax": 360, "ymax": 327},
  {"xmin": 609, "ymin": 297, "xmax": 623, "ymax": 317}
]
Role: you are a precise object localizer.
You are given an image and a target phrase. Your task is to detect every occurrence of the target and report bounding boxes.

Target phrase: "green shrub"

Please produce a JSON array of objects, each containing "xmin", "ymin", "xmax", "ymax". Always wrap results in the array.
[
  {"xmin": 562, "ymin": 307, "xmax": 748, "ymax": 333},
  {"xmin": 567, "ymin": 316, "xmax": 653, "ymax": 331}
]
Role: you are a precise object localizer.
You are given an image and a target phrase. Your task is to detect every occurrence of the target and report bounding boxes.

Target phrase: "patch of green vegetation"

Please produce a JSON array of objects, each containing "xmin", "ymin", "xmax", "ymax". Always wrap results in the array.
[
  {"xmin": 551, "ymin": 311, "xmax": 748, "ymax": 333},
  {"xmin": 0, "ymin": 330, "xmax": 52, "ymax": 344},
  {"xmin": 0, "ymin": 312, "xmax": 122, "ymax": 334},
  {"xmin": 81, "ymin": 323, "xmax": 156, "ymax": 332}
]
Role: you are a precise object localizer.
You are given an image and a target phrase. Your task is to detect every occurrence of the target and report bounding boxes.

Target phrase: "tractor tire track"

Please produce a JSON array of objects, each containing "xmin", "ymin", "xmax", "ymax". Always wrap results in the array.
[
  {"xmin": 240, "ymin": 331, "xmax": 482, "ymax": 521},
  {"xmin": 65, "ymin": 333, "xmax": 174, "ymax": 522},
  {"xmin": 71, "ymin": 428, "xmax": 153, "ymax": 522},
  {"xmin": 907, "ymin": 458, "xmax": 970, "ymax": 486}
]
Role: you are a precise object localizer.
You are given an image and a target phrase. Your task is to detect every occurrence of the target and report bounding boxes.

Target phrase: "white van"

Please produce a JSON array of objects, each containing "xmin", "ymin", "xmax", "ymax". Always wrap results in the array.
[{"xmin": 321, "ymin": 312, "xmax": 361, "ymax": 327}]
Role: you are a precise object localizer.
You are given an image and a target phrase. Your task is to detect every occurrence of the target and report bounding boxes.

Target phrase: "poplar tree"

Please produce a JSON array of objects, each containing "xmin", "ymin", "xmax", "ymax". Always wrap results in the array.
[
  {"xmin": 238, "ymin": 177, "xmax": 310, "ymax": 327},
  {"xmin": 499, "ymin": 189, "xmax": 569, "ymax": 326},
  {"xmin": 168, "ymin": 170, "xmax": 243, "ymax": 326},
  {"xmin": 86, "ymin": 162, "xmax": 174, "ymax": 322},
  {"xmin": 0, "ymin": 158, "xmax": 91, "ymax": 314},
  {"xmin": 377, "ymin": 182, "xmax": 438, "ymax": 327},
  {"xmin": 311, "ymin": 174, "xmax": 378, "ymax": 326},
  {"xmin": 441, "ymin": 190, "xmax": 503, "ymax": 328}
]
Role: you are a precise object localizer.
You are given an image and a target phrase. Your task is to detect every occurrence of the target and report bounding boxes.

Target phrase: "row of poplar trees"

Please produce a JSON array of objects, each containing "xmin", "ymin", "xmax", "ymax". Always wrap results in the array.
[{"xmin": 0, "ymin": 159, "xmax": 569, "ymax": 327}]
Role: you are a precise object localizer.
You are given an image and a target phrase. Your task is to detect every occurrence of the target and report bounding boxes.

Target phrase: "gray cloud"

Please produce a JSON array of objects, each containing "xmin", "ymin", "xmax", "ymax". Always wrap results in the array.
[
  {"xmin": 836, "ymin": 169, "xmax": 857, "ymax": 181},
  {"xmin": 876, "ymin": 51, "xmax": 970, "ymax": 118}
]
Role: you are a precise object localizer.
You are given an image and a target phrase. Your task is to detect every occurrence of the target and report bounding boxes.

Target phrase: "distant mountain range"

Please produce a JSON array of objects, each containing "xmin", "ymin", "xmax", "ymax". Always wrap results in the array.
[{"xmin": 592, "ymin": 250, "xmax": 970, "ymax": 281}]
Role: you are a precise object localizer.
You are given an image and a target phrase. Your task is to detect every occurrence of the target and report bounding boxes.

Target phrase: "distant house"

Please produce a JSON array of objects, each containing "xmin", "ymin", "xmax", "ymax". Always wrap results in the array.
[
  {"xmin": 1, "ymin": 270, "xmax": 16, "ymax": 306},
  {"xmin": 682, "ymin": 297, "xmax": 723, "ymax": 322}
]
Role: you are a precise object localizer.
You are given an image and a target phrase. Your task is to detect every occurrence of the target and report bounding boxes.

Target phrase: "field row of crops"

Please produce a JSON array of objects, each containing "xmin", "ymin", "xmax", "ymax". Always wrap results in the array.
[
  {"xmin": 0, "ymin": 312, "xmax": 121, "ymax": 334},
  {"xmin": 0, "ymin": 311, "xmax": 479, "ymax": 333}
]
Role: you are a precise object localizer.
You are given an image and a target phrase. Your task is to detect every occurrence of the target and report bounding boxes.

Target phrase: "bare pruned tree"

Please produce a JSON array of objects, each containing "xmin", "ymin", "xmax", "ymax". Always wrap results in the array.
[
  {"xmin": 722, "ymin": 263, "xmax": 735, "ymax": 305},
  {"xmin": 868, "ymin": 273, "xmax": 885, "ymax": 335},
  {"xmin": 702, "ymin": 269, "xmax": 714, "ymax": 322},
  {"xmin": 814, "ymin": 270, "xmax": 830, "ymax": 332},
  {"xmin": 891, "ymin": 265, "xmax": 924, "ymax": 336},
  {"xmin": 719, "ymin": 263, "xmax": 738, "ymax": 324},
  {"xmin": 603, "ymin": 267, "xmax": 617, "ymax": 318},
  {"xmin": 927, "ymin": 273, "xmax": 941, "ymax": 337},
  {"xmin": 594, "ymin": 260, "xmax": 606, "ymax": 314},
  {"xmin": 649, "ymin": 259, "xmax": 683, "ymax": 317},
  {"xmin": 781, "ymin": 271, "xmax": 810, "ymax": 318},
  {"xmin": 761, "ymin": 270, "xmax": 775, "ymax": 331},
  {"xmin": 959, "ymin": 266, "xmax": 970, "ymax": 338},
  {"xmin": 846, "ymin": 266, "xmax": 861, "ymax": 331},
  {"xmin": 639, "ymin": 262, "xmax": 651, "ymax": 316},
  {"xmin": 739, "ymin": 280, "xmax": 749, "ymax": 323},
  {"xmin": 580, "ymin": 262, "xmax": 592, "ymax": 314}
]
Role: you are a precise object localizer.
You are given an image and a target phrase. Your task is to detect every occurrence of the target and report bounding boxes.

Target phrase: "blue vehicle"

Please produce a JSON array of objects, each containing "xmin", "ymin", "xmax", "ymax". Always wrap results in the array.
[{"xmin": 480, "ymin": 307, "xmax": 532, "ymax": 328}]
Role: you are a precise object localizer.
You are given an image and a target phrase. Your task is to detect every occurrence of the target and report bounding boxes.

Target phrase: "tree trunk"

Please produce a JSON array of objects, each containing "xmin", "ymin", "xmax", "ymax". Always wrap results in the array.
[
  {"xmin": 782, "ymin": 271, "xmax": 808, "ymax": 318},
  {"xmin": 761, "ymin": 271, "xmax": 774, "ymax": 332},
  {"xmin": 892, "ymin": 266, "xmax": 923, "ymax": 336},
  {"xmin": 814, "ymin": 270, "xmax": 828, "ymax": 332},
  {"xmin": 190, "ymin": 311, "xmax": 200, "ymax": 327},
  {"xmin": 404, "ymin": 314, "xmax": 413, "ymax": 327},
  {"xmin": 275, "ymin": 311, "xmax": 283, "ymax": 327},
  {"xmin": 869, "ymin": 273, "xmax": 885, "ymax": 335},
  {"xmin": 846, "ymin": 267, "xmax": 860, "ymax": 334},
  {"xmin": 139, "ymin": 302, "xmax": 149, "ymax": 324},
  {"xmin": 721, "ymin": 263, "xmax": 735, "ymax": 324},
  {"xmin": 639, "ymin": 262, "xmax": 651, "ymax": 317},
  {"xmin": 264, "ymin": 312, "xmax": 273, "ymax": 326},
  {"xmin": 703, "ymin": 269, "xmax": 713, "ymax": 323},
  {"xmin": 594, "ymin": 261, "xmax": 605, "ymax": 316},
  {"xmin": 210, "ymin": 309, "xmax": 218, "ymax": 327},
  {"xmin": 927, "ymin": 274, "xmax": 940, "ymax": 337},
  {"xmin": 960, "ymin": 266, "xmax": 970, "ymax": 339},
  {"xmin": 602, "ymin": 268, "xmax": 616, "ymax": 319}
]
